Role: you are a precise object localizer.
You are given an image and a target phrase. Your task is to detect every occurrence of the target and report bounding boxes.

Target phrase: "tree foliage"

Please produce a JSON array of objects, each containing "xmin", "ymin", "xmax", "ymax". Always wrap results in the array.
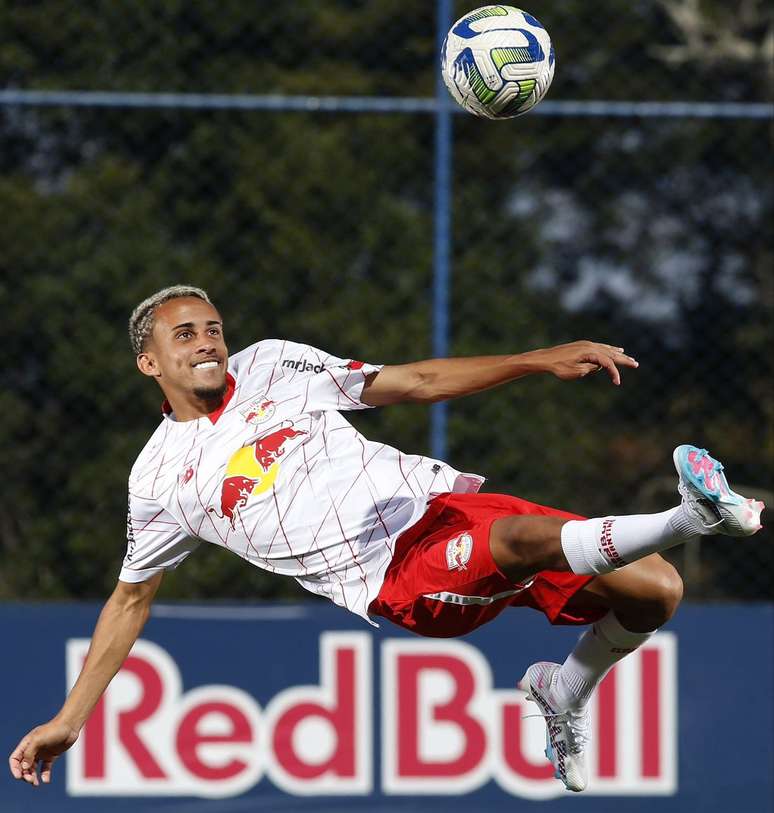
[{"xmin": 1, "ymin": 1, "xmax": 770, "ymax": 601}]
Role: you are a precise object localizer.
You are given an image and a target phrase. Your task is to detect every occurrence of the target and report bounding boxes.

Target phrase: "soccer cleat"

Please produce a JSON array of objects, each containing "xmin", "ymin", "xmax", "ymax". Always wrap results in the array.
[
  {"xmin": 518, "ymin": 662, "xmax": 590, "ymax": 792},
  {"xmin": 673, "ymin": 445, "xmax": 764, "ymax": 536}
]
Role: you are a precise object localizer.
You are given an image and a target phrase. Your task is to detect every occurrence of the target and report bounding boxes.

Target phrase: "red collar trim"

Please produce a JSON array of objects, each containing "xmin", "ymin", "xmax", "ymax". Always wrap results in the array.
[{"xmin": 161, "ymin": 372, "xmax": 237, "ymax": 424}]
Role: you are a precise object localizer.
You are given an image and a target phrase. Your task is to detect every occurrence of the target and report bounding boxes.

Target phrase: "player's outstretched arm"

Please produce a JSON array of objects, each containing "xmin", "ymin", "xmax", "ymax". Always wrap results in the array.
[
  {"xmin": 8, "ymin": 572, "xmax": 163, "ymax": 787},
  {"xmin": 361, "ymin": 340, "xmax": 639, "ymax": 406}
]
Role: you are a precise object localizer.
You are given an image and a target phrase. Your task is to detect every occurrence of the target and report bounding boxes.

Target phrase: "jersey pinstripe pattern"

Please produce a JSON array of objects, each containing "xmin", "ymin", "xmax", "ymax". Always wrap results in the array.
[{"xmin": 120, "ymin": 340, "xmax": 484, "ymax": 622}]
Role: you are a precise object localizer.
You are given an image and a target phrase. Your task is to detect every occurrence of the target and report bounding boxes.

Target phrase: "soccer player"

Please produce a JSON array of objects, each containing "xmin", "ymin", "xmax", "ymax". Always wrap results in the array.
[{"xmin": 9, "ymin": 285, "xmax": 764, "ymax": 792}]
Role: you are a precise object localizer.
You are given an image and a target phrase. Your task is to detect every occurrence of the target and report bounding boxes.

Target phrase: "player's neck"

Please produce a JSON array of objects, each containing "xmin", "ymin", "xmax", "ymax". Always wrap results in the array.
[{"xmin": 162, "ymin": 384, "xmax": 229, "ymax": 422}]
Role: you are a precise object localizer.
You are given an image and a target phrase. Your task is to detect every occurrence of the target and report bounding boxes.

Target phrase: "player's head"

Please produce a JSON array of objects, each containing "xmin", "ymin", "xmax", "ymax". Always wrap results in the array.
[{"xmin": 130, "ymin": 285, "xmax": 229, "ymax": 412}]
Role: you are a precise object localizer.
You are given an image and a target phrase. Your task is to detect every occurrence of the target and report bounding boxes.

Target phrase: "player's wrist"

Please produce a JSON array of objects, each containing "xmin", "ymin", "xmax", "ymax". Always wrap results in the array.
[
  {"xmin": 513, "ymin": 348, "xmax": 555, "ymax": 375},
  {"xmin": 54, "ymin": 703, "xmax": 89, "ymax": 733}
]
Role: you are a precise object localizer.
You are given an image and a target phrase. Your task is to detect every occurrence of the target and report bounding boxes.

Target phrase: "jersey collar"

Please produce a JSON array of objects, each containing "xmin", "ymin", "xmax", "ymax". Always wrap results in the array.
[{"xmin": 161, "ymin": 372, "xmax": 236, "ymax": 424}]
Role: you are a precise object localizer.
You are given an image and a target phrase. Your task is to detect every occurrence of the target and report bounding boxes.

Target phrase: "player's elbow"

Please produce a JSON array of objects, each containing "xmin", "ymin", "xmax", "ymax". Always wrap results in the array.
[
  {"xmin": 407, "ymin": 369, "xmax": 442, "ymax": 403},
  {"xmin": 111, "ymin": 572, "xmax": 163, "ymax": 615}
]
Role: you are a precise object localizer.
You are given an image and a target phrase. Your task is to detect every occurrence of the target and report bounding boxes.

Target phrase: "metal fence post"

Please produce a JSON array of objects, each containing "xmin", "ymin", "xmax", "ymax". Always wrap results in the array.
[{"xmin": 431, "ymin": 0, "xmax": 453, "ymax": 461}]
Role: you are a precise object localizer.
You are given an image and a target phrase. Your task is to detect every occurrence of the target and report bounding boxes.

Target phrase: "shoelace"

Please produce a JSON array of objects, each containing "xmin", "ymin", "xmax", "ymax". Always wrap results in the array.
[
  {"xmin": 563, "ymin": 710, "xmax": 590, "ymax": 754},
  {"xmin": 523, "ymin": 709, "xmax": 590, "ymax": 755}
]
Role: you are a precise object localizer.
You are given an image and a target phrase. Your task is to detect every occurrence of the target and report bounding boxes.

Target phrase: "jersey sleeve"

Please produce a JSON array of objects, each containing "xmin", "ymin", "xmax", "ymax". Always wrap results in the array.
[
  {"xmin": 278, "ymin": 341, "xmax": 383, "ymax": 412},
  {"xmin": 119, "ymin": 493, "xmax": 200, "ymax": 583}
]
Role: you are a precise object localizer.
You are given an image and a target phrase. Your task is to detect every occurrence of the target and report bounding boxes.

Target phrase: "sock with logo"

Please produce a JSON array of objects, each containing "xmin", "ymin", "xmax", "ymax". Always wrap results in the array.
[
  {"xmin": 553, "ymin": 610, "xmax": 655, "ymax": 710},
  {"xmin": 560, "ymin": 506, "xmax": 702, "ymax": 576}
]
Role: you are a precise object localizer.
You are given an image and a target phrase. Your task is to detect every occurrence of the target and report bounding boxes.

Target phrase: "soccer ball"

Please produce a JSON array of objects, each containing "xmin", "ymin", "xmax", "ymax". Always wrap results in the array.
[{"xmin": 441, "ymin": 5, "xmax": 555, "ymax": 119}]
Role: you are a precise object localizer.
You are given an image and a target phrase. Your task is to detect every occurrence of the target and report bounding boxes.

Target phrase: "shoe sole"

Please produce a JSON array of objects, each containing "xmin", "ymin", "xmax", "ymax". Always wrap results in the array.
[
  {"xmin": 673, "ymin": 445, "xmax": 764, "ymax": 535},
  {"xmin": 673, "ymin": 445, "xmax": 737, "ymax": 503}
]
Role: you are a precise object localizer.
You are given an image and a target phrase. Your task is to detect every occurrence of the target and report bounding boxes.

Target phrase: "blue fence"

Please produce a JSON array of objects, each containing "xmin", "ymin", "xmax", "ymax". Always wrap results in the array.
[{"xmin": 2, "ymin": 602, "xmax": 772, "ymax": 812}]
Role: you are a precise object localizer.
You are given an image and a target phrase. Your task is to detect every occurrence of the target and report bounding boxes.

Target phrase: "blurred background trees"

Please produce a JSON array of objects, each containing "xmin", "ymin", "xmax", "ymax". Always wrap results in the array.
[{"xmin": 1, "ymin": 1, "xmax": 771, "ymax": 600}]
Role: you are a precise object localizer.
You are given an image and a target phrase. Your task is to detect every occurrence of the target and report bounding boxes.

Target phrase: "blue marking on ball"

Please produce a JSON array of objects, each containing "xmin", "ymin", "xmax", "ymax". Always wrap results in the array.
[
  {"xmin": 522, "ymin": 12, "xmax": 544, "ymax": 29},
  {"xmin": 452, "ymin": 47, "xmax": 476, "ymax": 80},
  {"xmin": 452, "ymin": 16, "xmax": 482, "ymax": 39},
  {"xmin": 513, "ymin": 28, "xmax": 545, "ymax": 62}
]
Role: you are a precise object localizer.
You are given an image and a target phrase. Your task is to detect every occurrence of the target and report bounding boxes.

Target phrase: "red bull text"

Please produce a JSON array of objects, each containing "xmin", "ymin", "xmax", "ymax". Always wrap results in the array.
[{"xmin": 66, "ymin": 633, "xmax": 676, "ymax": 799}]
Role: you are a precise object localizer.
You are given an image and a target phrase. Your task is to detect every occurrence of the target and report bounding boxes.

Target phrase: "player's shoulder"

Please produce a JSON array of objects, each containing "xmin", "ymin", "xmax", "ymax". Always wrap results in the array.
[
  {"xmin": 128, "ymin": 420, "xmax": 173, "ymax": 488},
  {"xmin": 228, "ymin": 339, "xmax": 284, "ymax": 372},
  {"xmin": 229, "ymin": 339, "xmax": 341, "ymax": 376}
]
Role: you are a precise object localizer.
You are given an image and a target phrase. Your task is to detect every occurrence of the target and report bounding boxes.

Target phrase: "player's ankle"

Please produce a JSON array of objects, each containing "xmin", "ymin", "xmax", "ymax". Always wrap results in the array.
[{"xmin": 554, "ymin": 668, "xmax": 595, "ymax": 711}]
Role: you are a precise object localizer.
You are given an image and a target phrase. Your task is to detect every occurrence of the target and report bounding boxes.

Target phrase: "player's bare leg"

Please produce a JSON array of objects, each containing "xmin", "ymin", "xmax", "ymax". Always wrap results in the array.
[{"xmin": 489, "ymin": 445, "xmax": 764, "ymax": 792}]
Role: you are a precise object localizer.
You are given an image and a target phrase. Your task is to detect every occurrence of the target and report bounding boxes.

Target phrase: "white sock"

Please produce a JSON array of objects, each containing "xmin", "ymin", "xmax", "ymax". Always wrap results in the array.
[
  {"xmin": 560, "ymin": 505, "xmax": 702, "ymax": 576},
  {"xmin": 554, "ymin": 611, "xmax": 655, "ymax": 710}
]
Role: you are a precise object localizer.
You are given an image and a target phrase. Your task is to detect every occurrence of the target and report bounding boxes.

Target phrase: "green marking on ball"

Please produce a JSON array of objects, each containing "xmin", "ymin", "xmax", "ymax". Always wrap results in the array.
[
  {"xmin": 465, "ymin": 6, "xmax": 510, "ymax": 22},
  {"xmin": 466, "ymin": 61, "xmax": 498, "ymax": 105},
  {"xmin": 498, "ymin": 79, "xmax": 537, "ymax": 116},
  {"xmin": 491, "ymin": 47, "xmax": 536, "ymax": 69}
]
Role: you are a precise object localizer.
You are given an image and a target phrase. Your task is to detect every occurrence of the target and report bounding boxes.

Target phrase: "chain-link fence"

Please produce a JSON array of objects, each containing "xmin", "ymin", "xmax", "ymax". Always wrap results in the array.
[{"xmin": 1, "ymin": 1, "xmax": 771, "ymax": 602}]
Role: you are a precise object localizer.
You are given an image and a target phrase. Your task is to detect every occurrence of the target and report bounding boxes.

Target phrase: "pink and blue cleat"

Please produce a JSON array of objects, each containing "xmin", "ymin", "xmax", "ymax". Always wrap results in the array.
[{"xmin": 673, "ymin": 445, "xmax": 764, "ymax": 536}]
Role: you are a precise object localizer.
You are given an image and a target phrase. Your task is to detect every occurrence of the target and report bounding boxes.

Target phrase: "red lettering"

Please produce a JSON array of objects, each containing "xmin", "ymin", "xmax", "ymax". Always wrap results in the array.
[
  {"xmin": 501, "ymin": 701, "xmax": 554, "ymax": 780},
  {"xmin": 397, "ymin": 654, "xmax": 486, "ymax": 777},
  {"xmin": 176, "ymin": 701, "xmax": 252, "ymax": 780},
  {"xmin": 641, "ymin": 648, "xmax": 661, "ymax": 777},
  {"xmin": 597, "ymin": 668, "xmax": 617, "ymax": 777},
  {"xmin": 272, "ymin": 648, "xmax": 357, "ymax": 779},
  {"xmin": 117, "ymin": 656, "xmax": 167, "ymax": 778},
  {"xmin": 83, "ymin": 694, "xmax": 106, "ymax": 779}
]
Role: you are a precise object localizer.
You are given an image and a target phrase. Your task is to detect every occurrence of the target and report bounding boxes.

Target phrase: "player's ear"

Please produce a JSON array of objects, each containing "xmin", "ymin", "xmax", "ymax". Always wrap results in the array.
[{"xmin": 137, "ymin": 352, "xmax": 161, "ymax": 378}]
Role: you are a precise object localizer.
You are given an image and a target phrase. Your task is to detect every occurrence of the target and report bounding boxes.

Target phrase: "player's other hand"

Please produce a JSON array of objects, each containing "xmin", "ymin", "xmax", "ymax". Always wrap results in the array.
[
  {"xmin": 540, "ymin": 341, "xmax": 639, "ymax": 386},
  {"xmin": 9, "ymin": 719, "xmax": 79, "ymax": 787}
]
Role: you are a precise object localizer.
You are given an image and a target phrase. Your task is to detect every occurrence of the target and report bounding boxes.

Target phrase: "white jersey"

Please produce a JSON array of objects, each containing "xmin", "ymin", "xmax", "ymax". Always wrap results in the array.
[{"xmin": 121, "ymin": 340, "xmax": 484, "ymax": 623}]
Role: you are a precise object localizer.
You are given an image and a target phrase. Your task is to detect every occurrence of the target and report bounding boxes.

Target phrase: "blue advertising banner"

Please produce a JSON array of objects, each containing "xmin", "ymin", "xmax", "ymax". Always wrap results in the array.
[{"xmin": 2, "ymin": 602, "xmax": 772, "ymax": 812}]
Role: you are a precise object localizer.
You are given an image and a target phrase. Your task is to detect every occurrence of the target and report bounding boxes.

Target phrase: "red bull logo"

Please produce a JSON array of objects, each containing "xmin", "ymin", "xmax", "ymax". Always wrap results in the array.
[
  {"xmin": 209, "ymin": 425, "xmax": 308, "ymax": 528},
  {"xmin": 242, "ymin": 397, "xmax": 275, "ymax": 426},
  {"xmin": 65, "ymin": 633, "xmax": 677, "ymax": 799},
  {"xmin": 252, "ymin": 426, "xmax": 306, "ymax": 470},
  {"xmin": 178, "ymin": 467, "xmax": 194, "ymax": 487},
  {"xmin": 446, "ymin": 532, "xmax": 473, "ymax": 571}
]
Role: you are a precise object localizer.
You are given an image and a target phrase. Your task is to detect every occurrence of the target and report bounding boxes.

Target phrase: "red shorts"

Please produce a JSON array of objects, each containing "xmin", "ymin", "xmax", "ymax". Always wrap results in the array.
[{"xmin": 368, "ymin": 492, "xmax": 604, "ymax": 638}]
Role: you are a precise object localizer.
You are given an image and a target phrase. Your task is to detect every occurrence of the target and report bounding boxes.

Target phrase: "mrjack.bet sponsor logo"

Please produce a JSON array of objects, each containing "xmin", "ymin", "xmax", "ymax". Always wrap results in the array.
[{"xmin": 66, "ymin": 633, "xmax": 677, "ymax": 800}]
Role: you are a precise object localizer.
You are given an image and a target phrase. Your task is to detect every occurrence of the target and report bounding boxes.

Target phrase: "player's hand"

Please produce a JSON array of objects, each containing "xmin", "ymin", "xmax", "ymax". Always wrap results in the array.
[
  {"xmin": 540, "ymin": 341, "xmax": 639, "ymax": 386},
  {"xmin": 9, "ymin": 719, "xmax": 79, "ymax": 787}
]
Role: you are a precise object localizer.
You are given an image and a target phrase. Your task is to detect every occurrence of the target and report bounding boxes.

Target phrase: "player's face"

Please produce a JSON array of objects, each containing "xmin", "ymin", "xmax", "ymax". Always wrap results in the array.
[{"xmin": 138, "ymin": 297, "xmax": 229, "ymax": 403}]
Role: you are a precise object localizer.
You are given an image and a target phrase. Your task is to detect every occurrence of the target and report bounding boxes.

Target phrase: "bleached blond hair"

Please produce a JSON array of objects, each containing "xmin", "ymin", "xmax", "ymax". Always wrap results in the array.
[{"xmin": 129, "ymin": 285, "xmax": 212, "ymax": 355}]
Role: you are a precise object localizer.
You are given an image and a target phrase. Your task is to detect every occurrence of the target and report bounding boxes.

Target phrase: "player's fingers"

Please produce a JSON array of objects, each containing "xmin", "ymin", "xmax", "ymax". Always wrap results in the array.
[
  {"xmin": 576, "ymin": 362, "xmax": 599, "ymax": 377},
  {"xmin": 22, "ymin": 763, "xmax": 39, "ymax": 786},
  {"xmin": 613, "ymin": 351, "xmax": 639, "ymax": 368},
  {"xmin": 597, "ymin": 344, "xmax": 638, "ymax": 367},
  {"xmin": 21, "ymin": 745, "xmax": 41, "ymax": 786},
  {"xmin": 593, "ymin": 353, "xmax": 621, "ymax": 385},
  {"xmin": 10, "ymin": 738, "xmax": 32, "ymax": 780},
  {"xmin": 41, "ymin": 759, "xmax": 54, "ymax": 784}
]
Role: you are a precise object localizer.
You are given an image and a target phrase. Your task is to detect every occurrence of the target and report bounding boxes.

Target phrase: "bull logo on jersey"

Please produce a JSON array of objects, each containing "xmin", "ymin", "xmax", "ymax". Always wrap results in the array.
[
  {"xmin": 241, "ymin": 396, "xmax": 275, "ymax": 425},
  {"xmin": 178, "ymin": 466, "xmax": 194, "ymax": 487},
  {"xmin": 208, "ymin": 425, "xmax": 308, "ymax": 529},
  {"xmin": 446, "ymin": 532, "xmax": 474, "ymax": 571}
]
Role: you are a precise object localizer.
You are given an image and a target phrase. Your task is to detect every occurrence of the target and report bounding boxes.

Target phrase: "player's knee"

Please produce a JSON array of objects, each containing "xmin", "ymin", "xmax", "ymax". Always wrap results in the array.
[
  {"xmin": 659, "ymin": 562, "xmax": 684, "ymax": 617},
  {"xmin": 641, "ymin": 562, "xmax": 684, "ymax": 625}
]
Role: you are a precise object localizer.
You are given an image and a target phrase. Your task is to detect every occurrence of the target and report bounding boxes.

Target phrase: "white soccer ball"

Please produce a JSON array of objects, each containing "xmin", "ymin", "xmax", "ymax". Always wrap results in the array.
[{"xmin": 441, "ymin": 5, "xmax": 555, "ymax": 119}]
